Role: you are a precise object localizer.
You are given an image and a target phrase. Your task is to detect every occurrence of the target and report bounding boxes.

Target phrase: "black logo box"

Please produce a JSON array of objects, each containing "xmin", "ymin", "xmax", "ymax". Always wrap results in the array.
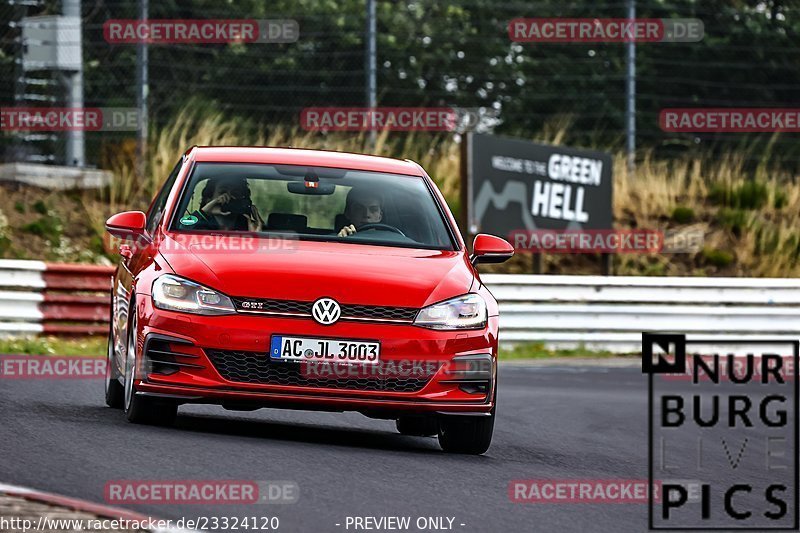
[{"xmin": 643, "ymin": 333, "xmax": 799, "ymax": 531}]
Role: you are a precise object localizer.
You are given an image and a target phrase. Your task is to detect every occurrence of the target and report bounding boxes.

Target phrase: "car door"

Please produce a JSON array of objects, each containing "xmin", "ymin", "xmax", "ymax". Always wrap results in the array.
[{"xmin": 111, "ymin": 158, "xmax": 183, "ymax": 372}]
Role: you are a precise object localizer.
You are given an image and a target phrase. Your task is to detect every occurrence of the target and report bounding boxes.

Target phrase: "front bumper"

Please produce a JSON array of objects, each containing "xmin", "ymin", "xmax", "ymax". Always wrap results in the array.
[{"xmin": 134, "ymin": 297, "xmax": 498, "ymax": 416}]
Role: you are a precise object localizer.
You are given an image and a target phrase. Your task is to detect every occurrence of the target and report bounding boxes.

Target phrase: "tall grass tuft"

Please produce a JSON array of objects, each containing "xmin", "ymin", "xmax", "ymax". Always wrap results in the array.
[{"xmin": 87, "ymin": 102, "xmax": 800, "ymax": 276}]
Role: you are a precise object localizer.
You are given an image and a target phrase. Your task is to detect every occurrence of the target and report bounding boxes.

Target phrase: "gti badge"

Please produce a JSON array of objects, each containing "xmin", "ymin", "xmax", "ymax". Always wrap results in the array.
[{"xmin": 312, "ymin": 297, "xmax": 341, "ymax": 325}]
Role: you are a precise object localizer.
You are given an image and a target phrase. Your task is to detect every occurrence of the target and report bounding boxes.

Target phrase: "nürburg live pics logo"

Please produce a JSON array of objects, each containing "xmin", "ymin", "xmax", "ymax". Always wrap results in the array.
[{"xmin": 642, "ymin": 332, "xmax": 799, "ymax": 530}]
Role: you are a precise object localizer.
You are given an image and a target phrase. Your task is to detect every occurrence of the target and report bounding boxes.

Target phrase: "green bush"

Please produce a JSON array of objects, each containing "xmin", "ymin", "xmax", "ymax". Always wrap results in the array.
[
  {"xmin": 641, "ymin": 261, "xmax": 667, "ymax": 276},
  {"xmin": 671, "ymin": 206, "xmax": 695, "ymax": 224},
  {"xmin": 22, "ymin": 215, "xmax": 63, "ymax": 246},
  {"xmin": 716, "ymin": 208, "xmax": 749, "ymax": 237},
  {"xmin": 32, "ymin": 200, "xmax": 48, "ymax": 215},
  {"xmin": 702, "ymin": 247, "xmax": 734, "ymax": 268},
  {"xmin": 708, "ymin": 180, "xmax": 768, "ymax": 210}
]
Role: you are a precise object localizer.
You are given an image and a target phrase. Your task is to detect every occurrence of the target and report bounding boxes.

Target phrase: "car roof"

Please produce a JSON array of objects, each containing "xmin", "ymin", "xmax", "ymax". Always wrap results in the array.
[{"xmin": 189, "ymin": 146, "xmax": 425, "ymax": 177}]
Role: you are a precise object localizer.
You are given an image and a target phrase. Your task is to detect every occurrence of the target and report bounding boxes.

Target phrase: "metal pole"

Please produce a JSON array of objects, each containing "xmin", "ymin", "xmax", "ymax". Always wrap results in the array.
[
  {"xmin": 625, "ymin": 0, "xmax": 636, "ymax": 174},
  {"xmin": 11, "ymin": 2, "xmax": 25, "ymax": 162},
  {"xmin": 365, "ymin": 0, "xmax": 377, "ymax": 150},
  {"xmin": 136, "ymin": 0, "xmax": 149, "ymax": 181},
  {"xmin": 63, "ymin": 0, "xmax": 84, "ymax": 167}
]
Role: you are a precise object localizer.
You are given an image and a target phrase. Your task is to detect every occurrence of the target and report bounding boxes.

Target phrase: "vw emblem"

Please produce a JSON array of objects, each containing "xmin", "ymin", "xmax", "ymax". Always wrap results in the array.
[{"xmin": 312, "ymin": 297, "xmax": 341, "ymax": 325}]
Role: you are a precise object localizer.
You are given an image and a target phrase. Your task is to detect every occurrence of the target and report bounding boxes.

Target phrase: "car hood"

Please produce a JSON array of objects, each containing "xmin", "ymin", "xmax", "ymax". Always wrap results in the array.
[{"xmin": 159, "ymin": 234, "xmax": 473, "ymax": 308}]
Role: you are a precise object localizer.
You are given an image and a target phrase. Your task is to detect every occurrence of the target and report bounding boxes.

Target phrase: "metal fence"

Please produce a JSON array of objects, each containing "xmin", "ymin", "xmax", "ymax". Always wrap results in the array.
[
  {"xmin": 485, "ymin": 274, "xmax": 800, "ymax": 352},
  {"xmin": 1, "ymin": 1, "xmax": 799, "ymax": 168}
]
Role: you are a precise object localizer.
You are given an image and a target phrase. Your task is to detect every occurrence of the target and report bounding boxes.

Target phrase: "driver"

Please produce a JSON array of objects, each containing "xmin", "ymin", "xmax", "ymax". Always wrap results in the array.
[
  {"xmin": 191, "ymin": 176, "xmax": 264, "ymax": 232},
  {"xmin": 337, "ymin": 187, "xmax": 384, "ymax": 237}
]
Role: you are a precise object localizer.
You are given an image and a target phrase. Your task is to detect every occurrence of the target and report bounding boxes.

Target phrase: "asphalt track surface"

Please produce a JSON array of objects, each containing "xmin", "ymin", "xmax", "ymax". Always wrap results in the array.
[{"xmin": 1, "ymin": 362, "xmax": 789, "ymax": 532}]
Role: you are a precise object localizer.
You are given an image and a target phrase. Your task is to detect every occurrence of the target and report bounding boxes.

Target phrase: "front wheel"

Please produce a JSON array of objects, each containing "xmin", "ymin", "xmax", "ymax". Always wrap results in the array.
[
  {"xmin": 438, "ymin": 408, "xmax": 495, "ymax": 455},
  {"xmin": 104, "ymin": 322, "xmax": 124, "ymax": 408},
  {"xmin": 396, "ymin": 415, "xmax": 438, "ymax": 437},
  {"xmin": 123, "ymin": 306, "xmax": 177, "ymax": 426}
]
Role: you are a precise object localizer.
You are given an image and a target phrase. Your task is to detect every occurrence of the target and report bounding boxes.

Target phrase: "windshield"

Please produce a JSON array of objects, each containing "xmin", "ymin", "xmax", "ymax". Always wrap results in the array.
[{"xmin": 169, "ymin": 162, "xmax": 455, "ymax": 250}]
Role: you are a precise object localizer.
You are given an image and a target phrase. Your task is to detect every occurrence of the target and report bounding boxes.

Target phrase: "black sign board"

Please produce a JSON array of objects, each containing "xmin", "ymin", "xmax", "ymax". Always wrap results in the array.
[{"xmin": 463, "ymin": 133, "xmax": 613, "ymax": 240}]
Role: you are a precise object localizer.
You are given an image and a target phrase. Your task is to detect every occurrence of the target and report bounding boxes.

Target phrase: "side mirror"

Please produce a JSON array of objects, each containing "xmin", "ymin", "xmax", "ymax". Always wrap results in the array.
[
  {"xmin": 105, "ymin": 211, "xmax": 149, "ymax": 242},
  {"xmin": 471, "ymin": 234, "xmax": 514, "ymax": 266}
]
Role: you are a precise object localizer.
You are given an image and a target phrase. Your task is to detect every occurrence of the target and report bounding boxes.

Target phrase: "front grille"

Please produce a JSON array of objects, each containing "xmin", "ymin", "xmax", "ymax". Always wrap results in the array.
[
  {"xmin": 231, "ymin": 297, "xmax": 418, "ymax": 322},
  {"xmin": 340, "ymin": 303, "xmax": 417, "ymax": 321},
  {"xmin": 233, "ymin": 298, "xmax": 310, "ymax": 314},
  {"xmin": 206, "ymin": 349, "xmax": 434, "ymax": 393}
]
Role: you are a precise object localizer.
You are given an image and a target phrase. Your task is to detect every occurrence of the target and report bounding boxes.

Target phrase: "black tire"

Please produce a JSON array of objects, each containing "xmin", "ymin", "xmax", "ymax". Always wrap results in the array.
[
  {"xmin": 438, "ymin": 364, "xmax": 497, "ymax": 454},
  {"xmin": 105, "ymin": 344, "xmax": 125, "ymax": 408},
  {"xmin": 437, "ymin": 412, "xmax": 495, "ymax": 454},
  {"xmin": 125, "ymin": 393, "xmax": 178, "ymax": 426},
  {"xmin": 123, "ymin": 301, "xmax": 177, "ymax": 426},
  {"xmin": 104, "ymin": 310, "xmax": 124, "ymax": 408},
  {"xmin": 396, "ymin": 416, "xmax": 438, "ymax": 437}
]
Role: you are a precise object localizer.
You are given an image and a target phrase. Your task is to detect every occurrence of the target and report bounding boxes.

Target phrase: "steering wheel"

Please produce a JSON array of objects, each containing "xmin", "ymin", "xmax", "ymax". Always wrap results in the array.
[{"xmin": 357, "ymin": 223, "xmax": 406, "ymax": 236}]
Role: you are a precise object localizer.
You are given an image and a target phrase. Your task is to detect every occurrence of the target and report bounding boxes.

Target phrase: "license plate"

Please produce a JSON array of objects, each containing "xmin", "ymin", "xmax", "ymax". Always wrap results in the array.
[{"xmin": 270, "ymin": 335, "xmax": 380, "ymax": 363}]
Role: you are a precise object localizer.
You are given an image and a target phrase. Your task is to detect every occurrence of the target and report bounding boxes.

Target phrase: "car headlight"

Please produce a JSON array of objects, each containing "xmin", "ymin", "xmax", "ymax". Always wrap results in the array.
[
  {"xmin": 414, "ymin": 293, "xmax": 487, "ymax": 330},
  {"xmin": 152, "ymin": 274, "xmax": 236, "ymax": 315}
]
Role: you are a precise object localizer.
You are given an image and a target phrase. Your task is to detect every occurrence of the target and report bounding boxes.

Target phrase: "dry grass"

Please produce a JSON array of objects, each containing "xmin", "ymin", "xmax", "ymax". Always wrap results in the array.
[
  {"xmin": 78, "ymin": 103, "xmax": 800, "ymax": 276},
  {"xmin": 612, "ymin": 150, "xmax": 800, "ymax": 276},
  {"xmin": 82, "ymin": 103, "xmax": 462, "ymax": 239}
]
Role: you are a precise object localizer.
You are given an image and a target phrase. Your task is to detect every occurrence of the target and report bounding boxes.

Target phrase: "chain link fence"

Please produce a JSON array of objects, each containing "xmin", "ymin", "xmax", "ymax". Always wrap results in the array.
[{"xmin": 1, "ymin": 0, "xmax": 798, "ymax": 169}]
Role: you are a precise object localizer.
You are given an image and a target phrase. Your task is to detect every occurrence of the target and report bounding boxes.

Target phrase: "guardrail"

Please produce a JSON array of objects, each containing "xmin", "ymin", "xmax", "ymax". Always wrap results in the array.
[
  {"xmin": 0, "ymin": 260, "xmax": 113, "ymax": 336},
  {"xmin": 483, "ymin": 274, "xmax": 800, "ymax": 352},
  {"xmin": 0, "ymin": 260, "xmax": 796, "ymax": 353}
]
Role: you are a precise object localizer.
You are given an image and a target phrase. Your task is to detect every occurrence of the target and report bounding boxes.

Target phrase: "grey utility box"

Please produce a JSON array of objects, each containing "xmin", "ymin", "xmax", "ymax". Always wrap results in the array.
[{"xmin": 21, "ymin": 16, "xmax": 81, "ymax": 72}]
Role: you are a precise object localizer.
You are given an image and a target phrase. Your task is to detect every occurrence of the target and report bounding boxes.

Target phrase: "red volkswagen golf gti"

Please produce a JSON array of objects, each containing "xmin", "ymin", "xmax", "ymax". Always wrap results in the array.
[{"xmin": 104, "ymin": 146, "xmax": 513, "ymax": 454}]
